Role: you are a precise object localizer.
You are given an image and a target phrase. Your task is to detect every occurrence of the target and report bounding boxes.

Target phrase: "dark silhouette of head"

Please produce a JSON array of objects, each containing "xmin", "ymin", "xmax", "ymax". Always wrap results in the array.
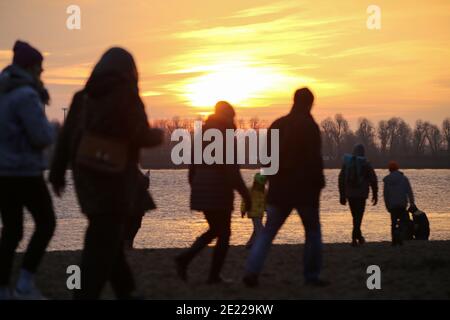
[
  {"xmin": 388, "ymin": 161, "xmax": 400, "ymax": 172},
  {"xmin": 214, "ymin": 101, "xmax": 235, "ymax": 120},
  {"xmin": 12, "ymin": 40, "xmax": 44, "ymax": 80},
  {"xmin": 291, "ymin": 87, "xmax": 314, "ymax": 115},
  {"xmin": 86, "ymin": 47, "xmax": 139, "ymax": 97},
  {"xmin": 353, "ymin": 144, "xmax": 365, "ymax": 157},
  {"xmin": 89, "ymin": 47, "xmax": 138, "ymax": 83},
  {"xmin": 210, "ymin": 101, "xmax": 236, "ymax": 129}
]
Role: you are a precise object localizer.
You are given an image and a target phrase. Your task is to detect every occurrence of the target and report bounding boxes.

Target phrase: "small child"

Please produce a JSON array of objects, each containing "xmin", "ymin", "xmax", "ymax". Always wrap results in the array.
[
  {"xmin": 408, "ymin": 205, "xmax": 430, "ymax": 240},
  {"xmin": 241, "ymin": 173, "xmax": 268, "ymax": 249}
]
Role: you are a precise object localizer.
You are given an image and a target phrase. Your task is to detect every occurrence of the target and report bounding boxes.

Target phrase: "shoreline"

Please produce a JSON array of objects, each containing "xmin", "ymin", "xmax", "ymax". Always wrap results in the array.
[{"xmin": 15, "ymin": 241, "xmax": 450, "ymax": 300}]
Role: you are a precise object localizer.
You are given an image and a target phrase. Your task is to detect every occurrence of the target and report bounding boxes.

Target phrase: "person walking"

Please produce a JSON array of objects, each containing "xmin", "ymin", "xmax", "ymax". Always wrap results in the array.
[
  {"xmin": 383, "ymin": 161, "xmax": 415, "ymax": 246},
  {"xmin": 0, "ymin": 40, "xmax": 57, "ymax": 300},
  {"xmin": 175, "ymin": 101, "xmax": 252, "ymax": 284},
  {"xmin": 243, "ymin": 88, "xmax": 328, "ymax": 287},
  {"xmin": 241, "ymin": 172, "xmax": 267, "ymax": 249},
  {"xmin": 49, "ymin": 47, "xmax": 163, "ymax": 299},
  {"xmin": 338, "ymin": 144, "xmax": 378, "ymax": 246}
]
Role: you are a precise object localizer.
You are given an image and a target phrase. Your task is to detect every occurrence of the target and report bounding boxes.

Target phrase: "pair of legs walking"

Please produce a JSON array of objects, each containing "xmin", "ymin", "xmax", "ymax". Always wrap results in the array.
[
  {"xmin": 176, "ymin": 210, "xmax": 232, "ymax": 283},
  {"xmin": 0, "ymin": 176, "xmax": 56, "ymax": 298},
  {"xmin": 348, "ymin": 198, "xmax": 366, "ymax": 245},
  {"xmin": 75, "ymin": 212, "xmax": 136, "ymax": 299},
  {"xmin": 245, "ymin": 204, "xmax": 323, "ymax": 285}
]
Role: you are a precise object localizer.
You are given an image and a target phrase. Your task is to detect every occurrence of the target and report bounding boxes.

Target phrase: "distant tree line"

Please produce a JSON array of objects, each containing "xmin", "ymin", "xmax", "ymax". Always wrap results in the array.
[{"xmin": 140, "ymin": 116, "xmax": 450, "ymax": 169}]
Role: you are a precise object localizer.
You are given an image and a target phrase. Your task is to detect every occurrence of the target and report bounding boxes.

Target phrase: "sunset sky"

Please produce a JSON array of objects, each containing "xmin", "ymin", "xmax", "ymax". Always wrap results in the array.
[{"xmin": 0, "ymin": 0, "xmax": 449, "ymax": 127}]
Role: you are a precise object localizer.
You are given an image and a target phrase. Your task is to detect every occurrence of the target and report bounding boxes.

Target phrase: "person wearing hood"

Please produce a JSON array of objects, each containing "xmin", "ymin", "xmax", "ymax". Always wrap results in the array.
[
  {"xmin": 338, "ymin": 144, "xmax": 378, "ymax": 246},
  {"xmin": 49, "ymin": 47, "xmax": 163, "ymax": 299},
  {"xmin": 383, "ymin": 161, "xmax": 415, "ymax": 246},
  {"xmin": 175, "ymin": 101, "xmax": 252, "ymax": 284},
  {"xmin": 243, "ymin": 88, "xmax": 328, "ymax": 288},
  {"xmin": 0, "ymin": 40, "xmax": 57, "ymax": 300}
]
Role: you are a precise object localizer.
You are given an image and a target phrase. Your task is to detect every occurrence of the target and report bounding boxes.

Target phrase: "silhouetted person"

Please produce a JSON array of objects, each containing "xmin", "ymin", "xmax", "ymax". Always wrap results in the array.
[
  {"xmin": 123, "ymin": 169, "xmax": 154, "ymax": 249},
  {"xmin": 49, "ymin": 47, "xmax": 163, "ymax": 299},
  {"xmin": 243, "ymin": 88, "xmax": 328, "ymax": 287},
  {"xmin": 338, "ymin": 144, "xmax": 378, "ymax": 246},
  {"xmin": 0, "ymin": 40, "xmax": 57, "ymax": 300},
  {"xmin": 383, "ymin": 161, "xmax": 415, "ymax": 246},
  {"xmin": 175, "ymin": 101, "xmax": 251, "ymax": 284}
]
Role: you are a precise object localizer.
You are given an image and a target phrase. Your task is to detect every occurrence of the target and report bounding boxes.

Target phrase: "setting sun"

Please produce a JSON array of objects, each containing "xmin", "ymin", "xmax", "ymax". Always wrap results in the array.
[{"xmin": 181, "ymin": 61, "xmax": 284, "ymax": 109}]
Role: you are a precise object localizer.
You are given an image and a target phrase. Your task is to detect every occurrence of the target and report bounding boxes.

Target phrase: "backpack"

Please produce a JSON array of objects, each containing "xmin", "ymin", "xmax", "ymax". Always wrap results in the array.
[{"xmin": 345, "ymin": 155, "xmax": 365, "ymax": 187}]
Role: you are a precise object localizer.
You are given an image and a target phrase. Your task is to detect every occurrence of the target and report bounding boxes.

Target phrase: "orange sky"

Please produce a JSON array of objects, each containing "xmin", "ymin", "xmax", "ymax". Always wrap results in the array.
[{"xmin": 0, "ymin": 0, "xmax": 449, "ymax": 126}]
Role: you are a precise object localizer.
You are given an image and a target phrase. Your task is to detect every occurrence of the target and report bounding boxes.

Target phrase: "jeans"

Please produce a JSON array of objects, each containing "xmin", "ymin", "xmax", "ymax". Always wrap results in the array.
[
  {"xmin": 178, "ymin": 210, "xmax": 232, "ymax": 280},
  {"xmin": 348, "ymin": 198, "xmax": 366, "ymax": 241},
  {"xmin": 74, "ymin": 213, "xmax": 135, "ymax": 299},
  {"xmin": 0, "ymin": 176, "xmax": 56, "ymax": 286},
  {"xmin": 246, "ymin": 217, "xmax": 264, "ymax": 247},
  {"xmin": 246, "ymin": 205, "xmax": 322, "ymax": 281}
]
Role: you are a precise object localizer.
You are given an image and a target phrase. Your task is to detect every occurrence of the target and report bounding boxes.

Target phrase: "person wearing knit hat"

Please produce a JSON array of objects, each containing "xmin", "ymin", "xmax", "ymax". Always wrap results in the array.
[
  {"xmin": 12, "ymin": 40, "xmax": 44, "ymax": 69},
  {"xmin": 0, "ymin": 40, "xmax": 57, "ymax": 300},
  {"xmin": 383, "ymin": 161, "xmax": 416, "ymax": 245}
]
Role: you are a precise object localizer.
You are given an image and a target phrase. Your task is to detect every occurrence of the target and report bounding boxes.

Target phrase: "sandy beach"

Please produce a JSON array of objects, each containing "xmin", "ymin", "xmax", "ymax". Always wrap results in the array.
[{"xmin": 12, "ymin": 240, "xmax": 450, "ymax": 300}]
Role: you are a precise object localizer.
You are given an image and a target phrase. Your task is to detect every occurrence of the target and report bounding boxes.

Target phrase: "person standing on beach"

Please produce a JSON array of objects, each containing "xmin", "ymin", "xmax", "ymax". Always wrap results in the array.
[
  {"xmin": 0, "ymin": 41, "xmax": 57, "ymax": 300},
  {"xmin": 49, "ymin": 47, "xmax": 163, "ymax": 299},
  {"xmin": 175, "ymin": 101, "xmax": 252, "ymax": 284},
  {"xmin": 383, "ymin": 161, "xmax": 416, "ymax": 246},
  {"xmin": 243, "ymin": 88, "xmax": 328, "ymax": 287},
  {"xmin": 338, "ymin": 144, "xmax": 378, "ymax": 246}
]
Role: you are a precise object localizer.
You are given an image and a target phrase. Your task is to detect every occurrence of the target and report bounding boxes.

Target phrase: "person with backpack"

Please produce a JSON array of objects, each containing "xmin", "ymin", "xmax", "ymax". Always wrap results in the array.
[
  {"xmin": 383, "ymin": 161, "xmax": 416, "ymax": 246},
  {"xmin": 0, "ymin": 40, "xmax": 58, "ymax": 300},
  {"xmin": 49, "ymin": 47, "xmax": 163, "ymax": 299},
  {"xmin": 338, "ymin": 144, "xmax": 378, "ymax": 246}
]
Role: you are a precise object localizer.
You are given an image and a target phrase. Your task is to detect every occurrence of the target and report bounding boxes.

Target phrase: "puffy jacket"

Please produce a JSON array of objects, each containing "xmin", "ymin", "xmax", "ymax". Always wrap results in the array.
[
  {"xmin": 0, "ymin": 64, "xmax": 56, "ymax": 176},
  {"xmin": 383, "ymin": 171, "xmax": 415, "ymax": 210}
]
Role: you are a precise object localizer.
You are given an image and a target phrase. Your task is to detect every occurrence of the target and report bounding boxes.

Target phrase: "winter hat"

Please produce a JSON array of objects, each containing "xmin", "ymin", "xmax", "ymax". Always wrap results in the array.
[
  {"xmin": 388, "ymin": 161, "xmax": 400, "ymax": 172},
  {"xmin": 12, "ymin": 40, "xmax": 43, "ymax": 69}
]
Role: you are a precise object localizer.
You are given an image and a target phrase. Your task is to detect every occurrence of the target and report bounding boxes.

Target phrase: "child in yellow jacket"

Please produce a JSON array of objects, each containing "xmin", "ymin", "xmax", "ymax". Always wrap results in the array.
[{"xmin": 241, "ymin": 173, "xmax": 267, "ymax": 249}]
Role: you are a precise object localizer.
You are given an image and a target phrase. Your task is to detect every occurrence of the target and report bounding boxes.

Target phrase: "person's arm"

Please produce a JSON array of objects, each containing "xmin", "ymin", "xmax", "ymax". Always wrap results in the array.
[
  {"xmin": 225, "ymin": 164, "xmax": 251, "ymax": 212},
  {"xmin": 383, "ymin": 181, "xmax": 390, "ymax": 211},
  {"xmin": 15, "ymin": 88, "xmax": 56, "ymax": 149},
  {"xmin": 338, "ymin": 164, "xmax": 346, "ymax": 205},
  {"xmin": 368, "ymin": 164, "xmax": 378, "ymax": 205},
  {"xmin": 127, "ymin": 94, "xmax": 163, "ymax": 148},
  {"xmin": 49, "ymin": 91, "xmax": 83, "ymax": 196},
  {"xmin": 405, "ymin": 177, "xmax": 415, "ymax": 206}
]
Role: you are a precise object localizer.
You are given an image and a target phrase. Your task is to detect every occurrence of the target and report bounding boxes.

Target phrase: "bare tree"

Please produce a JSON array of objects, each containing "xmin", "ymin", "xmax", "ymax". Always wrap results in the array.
[
  {"xmin": 249, "ymin": 117, "xmax": 261, "ymax": 130},
  {"xmin": 356, "ymin": 118, "xmax": 376, "ymax": 155},
  {"xmin": 397, "ymin": 120, "xmax": 412, "ymax": 155},
  {"xmin": 320, "ymin": 114, "xmax": 350, "ymax": 159},
  {"xmin": 413, "ymin": 120, "xmax": 427, "ymax": 155},
  {"xmin": 320, "ymin": 118, "xmax": 335, "ymax": 159},
  {"xmin": 424, "ymin": 123, "xmax": 442, "ymax": 155},
  {"xmin": 377, "ymin": 120, "xmax": 389, "ymax": 154},
  {"xmin": 443, "ymin": 118, "xmax": 450, "ymax": 153}
]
